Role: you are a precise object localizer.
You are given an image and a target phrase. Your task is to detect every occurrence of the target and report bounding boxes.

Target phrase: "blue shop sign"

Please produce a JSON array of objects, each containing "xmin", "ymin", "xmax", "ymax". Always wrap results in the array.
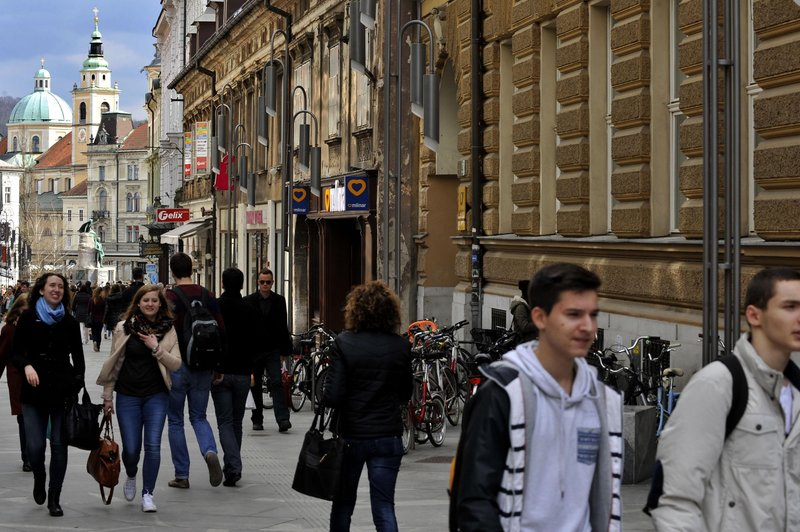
[
  {"xmin": 345, "ymin": 176, "xmax": 369, "ymax": 211},
  {"xmin": 292, "ymin": 186, "xmax": 309, "ymax": 214}
]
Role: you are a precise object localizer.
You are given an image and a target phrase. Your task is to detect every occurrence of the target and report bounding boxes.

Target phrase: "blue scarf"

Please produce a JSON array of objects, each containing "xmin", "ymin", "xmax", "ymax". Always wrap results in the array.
[{"xmin": 36, "ymin": 297, "xmax": 65, "ymax": 325}]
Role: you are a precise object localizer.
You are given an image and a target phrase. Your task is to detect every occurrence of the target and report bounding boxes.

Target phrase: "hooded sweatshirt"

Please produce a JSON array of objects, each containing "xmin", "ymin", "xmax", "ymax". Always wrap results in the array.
[{"xmin": 503, "ymin": 344, "xmax": 602, "ymax": 531}]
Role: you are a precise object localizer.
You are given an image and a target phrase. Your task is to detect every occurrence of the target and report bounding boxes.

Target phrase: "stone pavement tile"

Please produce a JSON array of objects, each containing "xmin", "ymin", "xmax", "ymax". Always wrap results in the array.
[{"xmin": 0, "ymin": 338, "xmax": 655, "ymax": 531}]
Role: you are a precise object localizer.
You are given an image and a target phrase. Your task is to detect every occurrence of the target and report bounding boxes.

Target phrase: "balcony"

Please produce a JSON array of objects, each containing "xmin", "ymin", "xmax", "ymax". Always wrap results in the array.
[
  {"xmin": 92, "ymin": 210, "xmax": 110, "ymax": 219},
  {"xmin": 175, "ymin": 175, "xmax": 213, "ymax": 204}
]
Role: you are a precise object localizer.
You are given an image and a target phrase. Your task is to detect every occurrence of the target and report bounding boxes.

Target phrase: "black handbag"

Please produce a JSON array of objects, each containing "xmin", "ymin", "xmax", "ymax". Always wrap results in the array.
[
  {"xmin": 63, "ymin": 387, "xmax": 102, "ymax": 451},
  {"xmin": 291, "ymin": 409, "xmax": 345, "ymax": 501}
]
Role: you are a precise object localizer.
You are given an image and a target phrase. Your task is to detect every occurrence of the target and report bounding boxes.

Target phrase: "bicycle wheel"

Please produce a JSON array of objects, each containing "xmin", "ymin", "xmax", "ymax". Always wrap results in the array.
[
  {"xmin": 455, "ymin": 355, "xmax": 471, "ymax": 401},
  {"xmin": 441, "ymin": 367, "xmax": 462, "ymax": 426},
  {"xmin": 290, "ymin": 359, "xmax": 309, "ymax": 412},
  {"xmin": 425, "ymin": 393, "xmax": 447, "ymax": 447},
  {"xmin": 401, "ymin": 403, "xmax": 413, "ymax": 454},
  {"xmin": 411, "ymin": 376, "xmax": 429, "ymax": 444},
  {"xmin": 313, "ymin": 367, "xmax": 333, "ymax": 428}
]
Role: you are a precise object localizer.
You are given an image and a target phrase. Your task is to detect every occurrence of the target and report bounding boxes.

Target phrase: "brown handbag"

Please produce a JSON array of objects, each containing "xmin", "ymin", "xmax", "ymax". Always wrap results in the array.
[{"xmin": 86, "ymin": 413, "xmax": 121, "ymax": 505}]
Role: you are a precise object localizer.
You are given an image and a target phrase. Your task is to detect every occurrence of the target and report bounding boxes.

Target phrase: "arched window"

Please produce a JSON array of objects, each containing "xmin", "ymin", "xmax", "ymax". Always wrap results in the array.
[
  {"xmin": 31, "ymin": 136, "xmax": 40, "ymax": 152},
  {"xmin": 12, "ymin": 137, "xmax": 17, "ymax": 151},
  {"xmin": 126, "ymin": 193, "xmax": 133, "ymax": 212},
  {"xmin": 101, "ymin": 102, "xmax": 110, "ymax": 113},
  {"xmin": 79, "ymin": 102, "xmax": 86, "ymax": 123},
  {"xmin": 133, "ymin": 192, "xmax": 140, "ymax": 212},
  {"xmin": 98, "ymin": 226, "xmax": 105, "ymax": 242},
  {"xmin": 98, "ymin": 189, "xmax": 108, "ymax": 211}
]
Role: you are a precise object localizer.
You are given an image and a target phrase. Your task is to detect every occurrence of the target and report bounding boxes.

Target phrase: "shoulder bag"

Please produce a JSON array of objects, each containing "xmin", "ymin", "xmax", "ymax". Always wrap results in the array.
[
  {"xmin": 87, "ymin": 413, "xmax": 121, "ymax": 505},
  {"xmin": 291, "ymin": 408, "xmax": 345, "ymax": 501},
  {"xmin": 63, "ymin": 387, "xmax": 102, "ymax": 450}
]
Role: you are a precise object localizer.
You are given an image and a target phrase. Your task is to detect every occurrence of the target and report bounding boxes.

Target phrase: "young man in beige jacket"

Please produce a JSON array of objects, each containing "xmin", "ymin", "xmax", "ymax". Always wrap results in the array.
[{"xmin": 650, "ymin": 267, "xmax": 800, "ymax": 531}]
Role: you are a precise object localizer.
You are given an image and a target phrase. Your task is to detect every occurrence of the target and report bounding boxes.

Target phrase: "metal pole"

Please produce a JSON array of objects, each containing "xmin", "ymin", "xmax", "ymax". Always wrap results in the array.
[
  {"xmin": 702, "ymin": 0, "xmax": 719, "ymax": 365},
  {"xmin": 382, "ymin": 0, "xmax": 391, "ymax": 284}
]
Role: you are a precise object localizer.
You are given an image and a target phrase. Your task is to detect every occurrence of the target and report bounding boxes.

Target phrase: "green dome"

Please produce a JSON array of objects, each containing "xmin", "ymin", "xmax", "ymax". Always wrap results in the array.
[
  {"xmin": 9, "ymin": 67, "xmax": 71, "ymax": 124},
  {"xmin": 83, "ymin": 56, "xmax": 109, "ymax": 70}
]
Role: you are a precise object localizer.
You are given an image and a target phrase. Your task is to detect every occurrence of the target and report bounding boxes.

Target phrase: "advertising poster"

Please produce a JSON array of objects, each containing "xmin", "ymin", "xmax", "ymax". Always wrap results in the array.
[
  {"xmin": 345, "ymin": 176, "xmax": 369, "ymax": 211},
  {"xmin": 195, "ymin": 121, "xmax": 208, "ymax": 171},
  {"xmin": 292, "ymin": 186, "xmax": 310, "ymax": 214},
  {"xmin": 184, "ymin": 132, "xmax": 193, "ymax": 177}
]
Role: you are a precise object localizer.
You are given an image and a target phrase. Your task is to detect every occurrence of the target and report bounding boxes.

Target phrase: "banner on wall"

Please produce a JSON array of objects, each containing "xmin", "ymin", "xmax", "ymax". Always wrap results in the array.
[
  {"xmin": 195, "ymin": 122, "xmax": 208, "ymax": 171},
  {"xmin": 183, "ymin": 132, "xmax": 193, "ymax": 177},
  {"xmin": 345, "ymin": 176, "xmax": 369, "ymax": 211},
  {"xmin": 292, "ymin": 187, "xmax": 310, "ymax": 214}
]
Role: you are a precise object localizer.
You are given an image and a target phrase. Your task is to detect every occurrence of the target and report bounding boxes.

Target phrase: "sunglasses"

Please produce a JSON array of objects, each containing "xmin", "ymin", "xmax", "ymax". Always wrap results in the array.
[{"xmin": 259, "ymin": 280, "xmax": 274, "ymax": 285}]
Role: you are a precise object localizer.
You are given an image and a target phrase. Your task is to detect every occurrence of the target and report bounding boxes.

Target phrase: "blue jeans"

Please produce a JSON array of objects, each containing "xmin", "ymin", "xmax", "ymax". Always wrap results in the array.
[
  {"xmin": 22, "ymin": 403, "xmax": 67, "ymax": 490},
  {"xmin": 167, "ymin": 364, "xmax": 217, "ymax": 479},
  {"xmin": 330, "ymin": 436, "xmax": 403, "ymax": 532},
  {"xmin": 116, "ymin": 392, "xmax": 169, "ymax": 495},
  {"xmin": 211, "ymin": 374, "xmax": 250, "ymax": 477}
]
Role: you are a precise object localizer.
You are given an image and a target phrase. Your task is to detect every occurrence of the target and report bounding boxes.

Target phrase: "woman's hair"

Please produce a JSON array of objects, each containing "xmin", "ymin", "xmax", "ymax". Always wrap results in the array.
[
  {"xmin": 5, "ymin": 293, "xmax": 28, "ymax": 323},
  {"xmin": 91, "ymin": 286, "xmax": 105, "ymax": 304},
  {"xmin": 121, "ymin": 285, "xmax": 173, "ymax": 322},
  {"xmin": 343, "ymin": 280, "xmax": 401, "ymax": 333},
  {"xmin": 29, "ymin": 272, "xmax": 71, "ymax": 311}
]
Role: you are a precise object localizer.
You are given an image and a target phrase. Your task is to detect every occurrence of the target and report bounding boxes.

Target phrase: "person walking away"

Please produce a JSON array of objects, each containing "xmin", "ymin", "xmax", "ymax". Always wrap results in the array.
[
  {"xmin": 451, "ymin": 263, "xmax": 623, "ymax": 532},
  {"xmin": 104, "ymin": 283, "xmax": 125, "ymax": 340},
  {"xmin": 87, "ymin": 286, "xmax": 107, "ymax": 352},
  {"xmin": 165, "ymin": 252, "xmax": 225, "ymax": 489},
  {"xmin": 244, "ymin": 268, "xmax": 292, "ymax": 432},
  {"xmin": 96, "ymin": 285, "xmax": 181, "ymax": 513},
  {"xmin": 0, "ymin": 294, "xmax": 30, "ymax": 471},
  {"xmin": 10, "ymin": 272, "xmax": 86, "ymax": 517},
  {"xmin": 72, "ymin": 282, "xmax": 91, "ymax": 345},
  {"xmin": 119, "ymin": 267, "xmax": 146, "ymax": 310},
  {"xmin": 211, "ymin": 267, "xmax": 258, "ymax": 487},
  {"xmin": 509, "ymin": 279, "xmax": 538, "ymax": 344},
  {"xmin": 323, "ymin": 280, "xmax": 412, "ymax": 532},
  {"xmin": 648, "ymin": 267, "xmax": 800, "ymax": 531}
]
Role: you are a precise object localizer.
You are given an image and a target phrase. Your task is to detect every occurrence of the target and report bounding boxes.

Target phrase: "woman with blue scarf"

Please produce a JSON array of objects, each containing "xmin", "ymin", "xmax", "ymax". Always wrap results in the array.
[{"xmin": 11, "ymin": 272, "xmax": 85, "ymax": 517}]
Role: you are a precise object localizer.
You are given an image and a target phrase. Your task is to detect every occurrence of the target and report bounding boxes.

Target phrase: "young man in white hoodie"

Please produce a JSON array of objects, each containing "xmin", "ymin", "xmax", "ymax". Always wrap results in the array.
[{"xmin": 451, "ymin": 263, "xmax": 623, "ymax": 532}]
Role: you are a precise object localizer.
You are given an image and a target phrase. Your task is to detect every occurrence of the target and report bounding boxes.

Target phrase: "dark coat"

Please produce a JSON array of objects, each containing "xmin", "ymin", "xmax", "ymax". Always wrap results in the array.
[
  {"xmin": 120, "ymin": 280, "xmax": 145, "ymax": 311},
  {"xmin": 323, "ymin": 330, "xmax": 412, "ymax": 439},
  {"xmin": 0, "ymin": 320, "xmax": 23, "ymax": 415},
  {"xmin": 72, "ymin": 291, "xmax": 91, "ymax": 323},
  {"xmin": 104, "ymin": 292, "xmax": 126, "ymax": 329},
  {"xmin": 10, "ymin": 308, "xmax": 85, "ymax": 407},
  {"xmin": 217, "ymin": 291, "xmax": 258, "ymax": 375},
  {"xmin": 243, "ymin": 290, "xmax": 291, "ymax": 357}
]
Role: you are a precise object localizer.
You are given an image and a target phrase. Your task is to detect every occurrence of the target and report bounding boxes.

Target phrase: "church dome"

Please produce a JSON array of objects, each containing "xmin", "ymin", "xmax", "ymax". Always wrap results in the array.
[{"xmin": 9, "ymin": 63, "xmax": 72, "ymax": 124}]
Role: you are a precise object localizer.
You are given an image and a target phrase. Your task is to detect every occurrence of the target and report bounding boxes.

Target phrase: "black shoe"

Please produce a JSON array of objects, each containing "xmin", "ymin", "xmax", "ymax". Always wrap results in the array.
[
  {"xmin": 47, "ymin": 489, "xmax": 63, "ymax": 517},
  {"xmin": 22, "ymin": 462, "xmax": 31, "ymax": 472},
  {"xmin": 33, "ymin": 474, "xmax": 46, "ymax": 505},
  {"xmin": 252, "ymin": 423, "xmax": 263, "ymax": 431},
  {"xmin": 278, "ymin": 420, "xmax": 292, "ymax": 433},
  {"xmin": 222, "ymin": 472, "xmax": 241, "ymax": 487}
]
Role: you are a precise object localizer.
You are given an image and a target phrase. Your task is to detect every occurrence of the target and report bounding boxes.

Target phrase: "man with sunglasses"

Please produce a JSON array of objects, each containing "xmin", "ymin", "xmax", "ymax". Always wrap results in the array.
[{"xmin": 244, "ymin": 268, "xmax": 291, "ymax": 432}]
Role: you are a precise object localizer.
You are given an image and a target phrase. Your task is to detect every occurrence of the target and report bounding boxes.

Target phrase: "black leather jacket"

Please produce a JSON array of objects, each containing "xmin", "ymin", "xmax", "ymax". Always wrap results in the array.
[{"xmin": 323, "ymin": 330, "xmax": 412, "ymax": 439}]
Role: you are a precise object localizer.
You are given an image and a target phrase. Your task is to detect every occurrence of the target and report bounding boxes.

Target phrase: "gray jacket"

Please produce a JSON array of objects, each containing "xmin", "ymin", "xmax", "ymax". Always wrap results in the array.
[{"xmin": 652, "ymin": 333, "xmax": 800, "ymax": 531}]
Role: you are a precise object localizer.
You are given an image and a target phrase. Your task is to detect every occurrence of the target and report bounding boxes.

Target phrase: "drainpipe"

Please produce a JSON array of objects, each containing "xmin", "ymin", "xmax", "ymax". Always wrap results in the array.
[
  {"xmin": 197, "ymin": 63, "xmax": 217, "ymax": 293},
  {"xmin": 470, "ymin": 0, "xmax": 484, "ymax": 327},
  {"xmin": 182, "ymin": 0, "xmax": 187, "ymax": 68}
]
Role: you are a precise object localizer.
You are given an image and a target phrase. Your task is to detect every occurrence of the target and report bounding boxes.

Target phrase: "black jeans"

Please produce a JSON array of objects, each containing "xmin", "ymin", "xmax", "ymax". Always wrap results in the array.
[
  {"xmin": 22, "ymin": 402, "xmax": 68, "ymax": 490},
  {"xmin": 250, "ymin": 350, "xmax": 289, "ymax": 425}
]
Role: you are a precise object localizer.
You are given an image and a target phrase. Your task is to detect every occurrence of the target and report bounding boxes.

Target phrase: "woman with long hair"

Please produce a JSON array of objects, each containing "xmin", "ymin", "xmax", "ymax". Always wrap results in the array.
[
  {"xmin": 323, "ymin": 281, "xmax": 413, "ymax": 532},
  {"xmin": 10, "ymin": 272, "xmax": 85, "ymax": 517},
  {"xmin": 87, "ymin": 286, "xmax": 107, "ymax": 352},
  {"xmin": 96, "ymin": 285, "xmax": 181, "ymax": 513},
  {"xmin": 0, "ymin": 294, "xmax": 30, "ymax": 471}
]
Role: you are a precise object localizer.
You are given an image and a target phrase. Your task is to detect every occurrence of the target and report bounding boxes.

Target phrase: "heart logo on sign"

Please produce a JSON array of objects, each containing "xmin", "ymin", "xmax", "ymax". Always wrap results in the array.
[
  {"xmin": 292, "ymin": 188, "xmax": 307, "ymax": 202},
  {"xmin": 347, "ymin": 179, "xmax": 366, "ymax": 197}
]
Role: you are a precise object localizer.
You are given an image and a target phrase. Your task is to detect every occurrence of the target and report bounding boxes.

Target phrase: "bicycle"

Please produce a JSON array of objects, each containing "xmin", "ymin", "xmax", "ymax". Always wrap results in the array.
[
  {"xmin": 402, "ymin": 330, "xmax": 450, "ymax": 452},
  {"xmin": 288, "ymin": 324, "xmax": 336, "ymax": 415},
  {"xmin": 656, "ymin": 366, "xmax": 684, "ymax": 437}
]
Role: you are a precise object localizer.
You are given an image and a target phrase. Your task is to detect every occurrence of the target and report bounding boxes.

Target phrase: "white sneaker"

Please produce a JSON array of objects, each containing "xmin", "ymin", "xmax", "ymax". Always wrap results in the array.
[
  {"xmin": 123, "ymin": 476, "xmax": 136, "ymax": 501},
  {"xmin": 141, "ymin": 493, "xmax": 157, "ymax": 512}
]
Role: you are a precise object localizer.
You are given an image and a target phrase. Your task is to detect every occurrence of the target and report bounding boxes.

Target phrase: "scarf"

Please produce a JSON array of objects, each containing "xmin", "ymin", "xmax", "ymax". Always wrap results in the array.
[
  {"xmin": 123, "ymin": 310, "xmax": 173, "ymax": 340},
  {"xmin": 36, "ymin": 297, "xmax": 65, "ymax": 325}
]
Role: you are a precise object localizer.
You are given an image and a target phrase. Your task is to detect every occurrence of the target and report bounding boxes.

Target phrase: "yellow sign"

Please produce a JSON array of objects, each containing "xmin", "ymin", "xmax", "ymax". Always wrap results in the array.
[
  {"xmin": 324, "ymin": 188, "xmax": 331, "ymax": 211},
  {"xmin": 457, "ymin": 185, "xmax": 467, "ymax": 231},
  {"xmin": 347, "ymin": 178, "xmax": 367, "ymax": 196}
]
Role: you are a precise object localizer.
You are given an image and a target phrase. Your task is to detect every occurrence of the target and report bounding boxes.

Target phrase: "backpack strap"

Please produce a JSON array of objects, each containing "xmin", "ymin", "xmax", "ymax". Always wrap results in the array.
[
  {"xmin": 170, "ymin": 285, "xmax": 192, "ymax": 312},
  {"xmin": 717, "ymin": 354, "xmax": 749, "ymax": 440}
]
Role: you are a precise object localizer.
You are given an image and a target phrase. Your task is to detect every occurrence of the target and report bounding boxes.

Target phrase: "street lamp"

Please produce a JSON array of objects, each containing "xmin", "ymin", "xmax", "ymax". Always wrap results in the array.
[{"xmin": 293, "ymin": 110, "xmax": 322, "ymax": 197}]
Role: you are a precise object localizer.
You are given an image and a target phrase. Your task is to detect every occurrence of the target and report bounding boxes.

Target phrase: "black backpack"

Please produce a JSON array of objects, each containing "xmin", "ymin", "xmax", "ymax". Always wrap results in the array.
[
  {"xmin": 171, "ymin": 286, "xmax": 222, "ymax": 371},
  {"xmin": 643, "ymin": 354, "xmax": 748, "ymax": 515}
]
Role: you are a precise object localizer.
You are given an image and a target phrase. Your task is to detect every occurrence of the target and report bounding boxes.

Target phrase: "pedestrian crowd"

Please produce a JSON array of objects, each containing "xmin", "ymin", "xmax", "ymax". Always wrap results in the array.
[{"xmin": 1, "ymin": 259, "xmax": 799, "ymax": 532}]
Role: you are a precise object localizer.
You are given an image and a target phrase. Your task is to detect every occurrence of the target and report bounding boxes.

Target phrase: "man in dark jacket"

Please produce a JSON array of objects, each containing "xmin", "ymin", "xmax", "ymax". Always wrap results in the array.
[
  {"xmin": 243, "ymin": 268, "xmax": 291, "ymax": 432},
  {"xmin": 211, "ymin": 267, "xmax": 258, "ymax": 487},
  {"xmin": 119, "ymin": 267, "xmax": 145, "ymax": 310}
]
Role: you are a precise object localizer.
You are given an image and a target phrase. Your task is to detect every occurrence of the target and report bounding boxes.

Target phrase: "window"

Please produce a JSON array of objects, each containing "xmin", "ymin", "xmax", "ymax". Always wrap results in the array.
[
  {"xmin": 133, "ymin": 192, "xmax": 140, "ymax": 212},
  {"xmin": 98, "ymin": 226, "xmax": 105, "ymax": 242},
  {"xmin": 328, "ymin": 44, "xmax": 341, "ymax": 137},
  {"xmin": 126, "ymin": 225, "xmax": 140, "ymax": 243},
  {"xmin": 354, "ymin": 28, "xmax": 373, "ymax": 129},
  {"xmin": 79, "ymin": 209, "xmax": 84, "ymax": 222},
  {"xmin": 36, "ymin": 180, "xmax": 43, "ymax": 194},
  {"xmin": 50, "ymin": 179, "xmax": 58, "ymax": 194},
  {"xmin": 127, "ymin": 164, "xmax": 139, "ymax": 180},
  {"xmin": 98, "ymin": 189, "xmax": 108, "ymax": 211},
  {"xmin": 126, "ymin": 193, "xmax": 133, "ymax": 212},
  {"xmin": 67, "ymin": 210, "xmax": 72, "ymax": 222},
  {"xmin": 4, "ymin": 186, "xmax": 10, "ymax": 204},
  {"xmin": 101, "ymin": 102, "xmax": 110, "ymax": 113},
  {"xmin": 12, "ymin": 137, "xmax": 17, "ymax": 152},
  {"xmin": 31, "ymin": 136, "xmax": 40, "ymax": 152},
  {"xmin": 99, "ymin": 165, "xmax": 106, "ymax": 181},
  {"xmin": 66, "ymin": 233, "xmax": 73, "ymax": 248},
  {"xmin": 293, "ymin": 60, "xmax": 311, "ymax": 143},
  {"xmin": 79, "ymin": 102, "xmax": 86, "ymax": 123}
]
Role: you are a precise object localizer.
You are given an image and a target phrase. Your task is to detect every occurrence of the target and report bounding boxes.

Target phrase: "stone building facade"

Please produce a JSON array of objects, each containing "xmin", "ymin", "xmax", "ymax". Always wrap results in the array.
[{"xmin": 412, "ymin": 0, "xmax": 800, "ymax": 374}]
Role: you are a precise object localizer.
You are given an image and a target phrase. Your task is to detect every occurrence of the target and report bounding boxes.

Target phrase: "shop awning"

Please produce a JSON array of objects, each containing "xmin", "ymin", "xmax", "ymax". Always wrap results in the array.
[{"xmin": 159, "ymin": 219, "xmax": 212, "ymax": 246}]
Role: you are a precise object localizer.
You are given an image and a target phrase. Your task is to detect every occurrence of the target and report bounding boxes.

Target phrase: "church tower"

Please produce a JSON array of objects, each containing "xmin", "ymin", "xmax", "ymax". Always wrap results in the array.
[{"xmin": 71, "ymin": 8, "xmax": 120, "ymax": 170}]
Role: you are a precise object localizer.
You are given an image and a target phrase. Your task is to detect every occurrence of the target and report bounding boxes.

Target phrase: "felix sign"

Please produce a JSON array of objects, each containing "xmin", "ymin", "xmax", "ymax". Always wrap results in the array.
[{"xmin": 156, "ymin": 208, "xmax": 190, "ymax": 222}]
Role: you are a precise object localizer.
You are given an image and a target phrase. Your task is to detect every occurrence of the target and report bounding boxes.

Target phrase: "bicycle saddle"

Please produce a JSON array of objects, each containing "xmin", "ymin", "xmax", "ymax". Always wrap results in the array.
[{"xmin": 662, "ymin": 367, "xmax": 684, "ymax": 377}]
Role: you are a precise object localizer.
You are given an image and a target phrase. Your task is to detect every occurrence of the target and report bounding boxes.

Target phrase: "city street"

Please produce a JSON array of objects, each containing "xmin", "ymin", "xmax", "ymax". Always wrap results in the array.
[{"xmin": 0, "ymin": 339, "xmax": 654, "ymax": 531}]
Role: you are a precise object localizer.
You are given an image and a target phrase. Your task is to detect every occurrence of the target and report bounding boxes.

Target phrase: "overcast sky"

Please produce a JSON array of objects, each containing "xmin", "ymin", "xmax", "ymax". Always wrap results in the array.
[{"xmin": 0, "ymin": 1, "xmax": 163, "ymax": 120}]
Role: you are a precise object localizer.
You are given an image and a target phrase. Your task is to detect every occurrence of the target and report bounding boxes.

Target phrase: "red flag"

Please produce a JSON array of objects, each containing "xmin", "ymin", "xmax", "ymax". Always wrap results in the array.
[{"xmin": 214, "ymin": 154, "xmax": 235, "ymax": 190}]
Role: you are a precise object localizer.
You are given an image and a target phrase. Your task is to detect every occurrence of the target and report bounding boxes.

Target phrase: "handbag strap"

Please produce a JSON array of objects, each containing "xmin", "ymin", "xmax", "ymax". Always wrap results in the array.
[
  {"xmin": 100, "ymin": 412, "xmax": 115, "ymax": 440},
  {"xmin": 100, "ymin": 485, "xmax": 114, "ymax": 505}
]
